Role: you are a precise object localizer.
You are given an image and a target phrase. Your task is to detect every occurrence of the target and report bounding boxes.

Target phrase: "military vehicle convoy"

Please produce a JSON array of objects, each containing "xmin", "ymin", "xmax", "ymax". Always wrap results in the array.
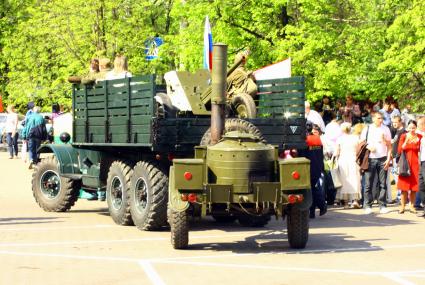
[{"xmin": 32, "ymin": 43, "xmax": 310, "ymax": 249}]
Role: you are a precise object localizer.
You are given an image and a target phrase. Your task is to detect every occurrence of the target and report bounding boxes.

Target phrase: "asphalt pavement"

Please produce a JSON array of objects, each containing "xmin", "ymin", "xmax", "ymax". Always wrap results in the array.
[{"xmin": 0, "ymin": 151, "xmax": 424, "ymax": 285}]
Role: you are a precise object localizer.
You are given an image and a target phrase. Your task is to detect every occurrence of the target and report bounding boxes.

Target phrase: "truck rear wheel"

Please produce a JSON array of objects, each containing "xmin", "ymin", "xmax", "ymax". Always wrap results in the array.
[
  {"xmin": 169, "ymin": 209, "xmax": 189, "ymax": 249},
  {"xmin": 200, "ymin": 118, "xmax": 265, "ymax": 146},
  {"xmin": 238, "ymin": 214, "xmax": 271, "ymax": 227},
  {"xmin": 287, "ymin": 206, "xmax": 309, "ymax": 249},
  {"xmin": 231, "ymin": 93, "xmax": 257, "ymax": 119},
  {"xmin": 129, "ymin": 161, "xmax": 168, "ymax": 231},
  {"xmin": 32, "ymin": 156, "xmax": 80, "ymax": 212},
  {"xmin": 106, "ymin": 161, "xmax": 133, "ymax": 226}
]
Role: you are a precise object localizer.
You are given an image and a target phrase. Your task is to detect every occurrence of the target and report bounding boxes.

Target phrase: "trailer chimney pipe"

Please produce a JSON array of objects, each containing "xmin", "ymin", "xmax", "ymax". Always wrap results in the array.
[{"xmin": 210, "ymin": 43, "xmax": 227, "ymax": 145}]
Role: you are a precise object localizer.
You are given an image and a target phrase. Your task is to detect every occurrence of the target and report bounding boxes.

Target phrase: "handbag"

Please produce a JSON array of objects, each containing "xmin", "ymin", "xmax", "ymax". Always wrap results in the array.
[
  {"xmin": 398, "ymin": 151, "xmax": 411, "ymax": 177},
  {"xmin": 356, "ymin": 125, "xmax": 370, "ymax": 171},
  {"xmin": 327, "ymin": 158, "xmax": 342, "ymax": 189}
]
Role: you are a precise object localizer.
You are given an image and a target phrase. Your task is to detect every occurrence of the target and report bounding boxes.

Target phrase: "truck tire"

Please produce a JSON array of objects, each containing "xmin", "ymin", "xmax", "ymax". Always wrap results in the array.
[
  {"xmin": 231, "ymin": 93, "xmax": 257, "ymax": 119},
  {"xmin": 129, "ymin": 160, "xmax": 168, "ymax": 231},
  {"xmin": 237, "ymin": 214, "xmax": 271, "ymax": 227},
  {"xmin": 200, "ymin": 118, "xmax": 265, "ymax": 146},
  {"xmin": 169, "ymin": 209, "xmax": 189, "ymax": 249},
  {"xmin": 106, "ymin": 161, "xmax": 133, "ymax": 226},
  {"xmin": 287, "ymin": 206, "xmax": 309, "ymax": 249},
  {"xmin": 31, "ymin": 156, "xmax": 80, "ymax": 212}
]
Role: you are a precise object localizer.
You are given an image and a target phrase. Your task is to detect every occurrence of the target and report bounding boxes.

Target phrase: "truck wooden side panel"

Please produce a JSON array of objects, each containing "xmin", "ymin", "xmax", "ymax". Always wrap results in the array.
[{"xmin": 71, "ymin": 74, "xmax": 306, "ymax": 152}]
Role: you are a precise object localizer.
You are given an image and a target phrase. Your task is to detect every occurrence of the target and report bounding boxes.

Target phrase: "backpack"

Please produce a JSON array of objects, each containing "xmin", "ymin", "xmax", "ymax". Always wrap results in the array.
[{"xmin": 356, "ymin": 125, "xmax": 370, "ymax": 171}]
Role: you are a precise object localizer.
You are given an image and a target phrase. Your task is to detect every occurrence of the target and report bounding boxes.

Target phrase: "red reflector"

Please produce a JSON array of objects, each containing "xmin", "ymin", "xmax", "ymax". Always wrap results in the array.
[
  {"xmin": 168, "ymin": 153, "xmax": 175, "ymax": 161},
  {"xmin": 292, "ymin": 171, "xmax": 300, "ymax": 180},
  {"xmin": 181, "ymin": 194, "xmax": 188, "ymax": 201},
  {"xmin": 184, "ymin": 172, "xmax": 192, "ymax": 180},
  {"xmin": 288, "ymin": 194, "xmax": 297, "ymax": 204},
  {"xmin": 297, "ymin": 195, "xmax": 304, "ymax": 202},
  {"xmin": 188, "ymin": 193, "xmax": 197, "ymax": 203},
  {"xmin": 279, "ymin": 152, "xmax": 285, "ymax": 159}
]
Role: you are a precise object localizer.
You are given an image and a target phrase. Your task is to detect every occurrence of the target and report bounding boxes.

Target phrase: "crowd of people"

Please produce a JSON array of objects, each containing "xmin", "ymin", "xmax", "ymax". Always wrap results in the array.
[{"xmin": 303, "ymin": 95, "xmax": 425, "ymax": 218}]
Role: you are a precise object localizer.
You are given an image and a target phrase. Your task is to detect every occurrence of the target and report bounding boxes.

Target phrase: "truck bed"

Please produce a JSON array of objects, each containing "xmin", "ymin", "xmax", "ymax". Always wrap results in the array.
[{"xmin": 72, "ymin": 75, "xmax": 306, "ymax": 153}]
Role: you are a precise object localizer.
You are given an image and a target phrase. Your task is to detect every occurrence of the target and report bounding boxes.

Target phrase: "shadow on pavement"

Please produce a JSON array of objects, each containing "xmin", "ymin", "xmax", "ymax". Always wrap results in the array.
[
  {"xmin": 0, "ymin": 216, "xmax": 63, "ymax": 226},
  {"xmin": 189, "ymin": 231, "xmax": 382, "ymax": 254}
]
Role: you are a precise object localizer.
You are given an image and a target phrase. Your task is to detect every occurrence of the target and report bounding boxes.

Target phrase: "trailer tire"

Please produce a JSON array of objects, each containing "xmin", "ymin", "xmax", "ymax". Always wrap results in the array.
[
  {"xmin": 231, "ymin": 93, "xmax": 257, "ymax": 119},
  {"xmin": 32, "ymin": 156, "xmax": 80, "ymax": 212},
  {"xmin": 237, "ymin": 214, "xmax": 271, "ymax": 227},
  {"xmin": 130, "ymin": 161, "xmax": 168, "ymax": 231},
  {"xmin": 169, "ymin": 209, "xmax": 189, "ymax": 249},
  {"xmin": 287, "ymin": 206, "xmax": 309, "ymax": 249},
  {"xmin": 200, "ymin": 118, "xmax": 266, "ymax": 146},
  {"xmin": 106, "ymin": 161, "xmax": 133, "ymax": 226}
]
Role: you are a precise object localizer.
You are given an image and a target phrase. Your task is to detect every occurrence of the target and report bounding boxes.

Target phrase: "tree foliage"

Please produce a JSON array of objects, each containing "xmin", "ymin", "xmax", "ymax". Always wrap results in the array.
[{"xmin": 0, "ymin": 0, "xmax": 424, "ymax": 113}]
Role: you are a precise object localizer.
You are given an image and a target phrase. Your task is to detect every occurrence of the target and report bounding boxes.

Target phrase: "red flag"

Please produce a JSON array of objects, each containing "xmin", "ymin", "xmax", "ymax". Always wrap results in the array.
[{"xmin": 0, "ymin": 95, "xmax": 4, "ymax": 113}]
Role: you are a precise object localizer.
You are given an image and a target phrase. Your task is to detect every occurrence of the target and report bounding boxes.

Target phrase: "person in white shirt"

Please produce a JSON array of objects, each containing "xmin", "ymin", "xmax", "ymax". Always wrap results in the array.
[
  {"xmin": 4, "ymin": 105, "xmax": 19, "ymax": 159},
  {"xmin": 305, "ymin": 101, "xmax": 325, "ymax": 133},
  {"xmin": 360, "ymin": 111, "xmax": 392, "ymax": 214},
  {"xmin": 106, "ymin": 55, "xmax": 132, "ymax": 80},
  {"xmin": 417, "ymin": 116, "xmax": 425, "ymax": 217}
]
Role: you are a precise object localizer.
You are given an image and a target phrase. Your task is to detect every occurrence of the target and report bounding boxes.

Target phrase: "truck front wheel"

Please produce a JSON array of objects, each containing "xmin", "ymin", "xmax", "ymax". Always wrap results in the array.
[
  {"xmin": 169, "ymin": 209, "xmax": 189, "ymax": 249},
  {"xmin": 129, "ymin": 161, "xmax": 168, "ymax": 231},
  {"xmin": 32, "ymin": 156, "xmax": 80, "ymax": 212},
  {"xmin": 106, "ymin": 161, "xmax": 133, "ymax": 226},
  {"xmin": 287, "ymin": 206, "xmax": 309, "ymax": 249}
]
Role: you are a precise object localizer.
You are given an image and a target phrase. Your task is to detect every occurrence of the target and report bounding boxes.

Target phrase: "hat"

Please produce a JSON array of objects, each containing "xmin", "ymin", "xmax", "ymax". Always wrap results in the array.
[{"xmin": 27, "ymin": 101, "xmax": 34, "ymax": 110}]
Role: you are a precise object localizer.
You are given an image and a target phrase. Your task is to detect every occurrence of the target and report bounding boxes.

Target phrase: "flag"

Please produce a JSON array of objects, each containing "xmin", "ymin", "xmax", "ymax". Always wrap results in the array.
[
  {"xmin": 203, "ymin": 16, "xmax": 213, "ymax": 71},
  {"xmin": 0, "ymin": 95, "xmax": 4, "ymax": 113}
]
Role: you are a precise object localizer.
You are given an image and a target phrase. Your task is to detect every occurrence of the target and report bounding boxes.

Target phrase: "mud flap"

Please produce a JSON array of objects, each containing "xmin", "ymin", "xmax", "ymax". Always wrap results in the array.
[{"xmin": 168, "ymin": 166, "xmax": 189, "ymax": 212}]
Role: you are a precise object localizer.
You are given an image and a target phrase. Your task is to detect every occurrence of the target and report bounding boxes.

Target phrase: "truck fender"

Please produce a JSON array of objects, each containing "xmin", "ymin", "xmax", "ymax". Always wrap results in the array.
[
  {"xmin": 168, "ymin": 166, "xmax": 189, "ymax": 212},
  {"xmin": 38, "ymin": 144, "xmax": 82, "ymax": 177}
]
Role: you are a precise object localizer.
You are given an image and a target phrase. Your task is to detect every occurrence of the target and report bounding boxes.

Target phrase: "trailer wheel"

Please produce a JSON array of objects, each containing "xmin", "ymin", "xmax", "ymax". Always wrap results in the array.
[
  {"xmin": 169, "ymin": 209, "xmax": 189, "ymax": 249},
  {"xmin": 287, "ymin": 206, "xmax": 309, "ymax": 249},
  {"xmin": 231, "ymin": 93, "xmax": 257, "ymax": 119},
  {"xmin": 130, "ymin": 161, "xmax": 168, "ymax": 231},
  {"xmin": 200, "ymin": 118, "xmax": 266, "ymax": 146},
  {"xmin": 32, "ymin": 156, "xmax": 80, "ymax": 212},
  {"xmin": 106, "ymin": 161, "xmax": 133, "ymax": 226},
  {"xmin": 237, "ymin": 214, "xmax": 271, "ymax": 227}
]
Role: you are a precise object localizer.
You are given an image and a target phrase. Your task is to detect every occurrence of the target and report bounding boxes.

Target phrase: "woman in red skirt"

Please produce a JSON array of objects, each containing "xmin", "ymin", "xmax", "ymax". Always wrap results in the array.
[{"xmin": 397, "ymin": 120, "xmax": 422, "ymax": 213}]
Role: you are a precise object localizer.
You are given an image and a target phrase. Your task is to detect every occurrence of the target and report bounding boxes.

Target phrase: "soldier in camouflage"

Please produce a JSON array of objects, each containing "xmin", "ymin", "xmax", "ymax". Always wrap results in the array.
[{"xmin": 226, "ymin": 51, "xmax": 258, "ymax": 99}]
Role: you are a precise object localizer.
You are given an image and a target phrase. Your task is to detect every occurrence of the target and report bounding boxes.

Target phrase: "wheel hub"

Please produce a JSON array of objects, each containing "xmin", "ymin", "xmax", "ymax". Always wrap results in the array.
[
  {"xmin": 110, "ymin": 176, "xmax": 123, "ymax": 210},
  {"xmin": 134, "ymin": 178, "xmax": 148, "ymax": 213},
  {"xmin": 40, "ymin": 170, "xmax": 61, "ymax": 199}
]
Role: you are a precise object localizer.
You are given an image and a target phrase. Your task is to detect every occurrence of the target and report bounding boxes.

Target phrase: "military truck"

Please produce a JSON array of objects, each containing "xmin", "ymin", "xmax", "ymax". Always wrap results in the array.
[{"xmin": 31, "ymin": 44, "xmax": 309, "ymax": 244}]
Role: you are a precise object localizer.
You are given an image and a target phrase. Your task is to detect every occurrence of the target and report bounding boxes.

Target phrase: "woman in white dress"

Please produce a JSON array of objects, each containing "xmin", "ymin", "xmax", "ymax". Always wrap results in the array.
[{"xmin": 334, "ymin": 122, "xmax": 361, "ymax": 208}]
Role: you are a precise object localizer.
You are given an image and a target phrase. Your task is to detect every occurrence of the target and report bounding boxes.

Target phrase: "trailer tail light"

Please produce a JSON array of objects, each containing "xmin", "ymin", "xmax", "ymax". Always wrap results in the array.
[
  {"xmin": 187, "ymin": 193, "xmax": 197, "ymax": 203},
  {"xmin": 181, "ymin": 193, "xmax": 198, "ymax": 202},
  {"xmin": 288, "ymin": 194, "xmax": 303, "ymax": 204},
  {"xmin": 291, "ymin": 171, "xmax": 300, "ymax": 180},
  {"xmin": 184, "ymin": 171, "xmax": 192, "ymax": 181}
]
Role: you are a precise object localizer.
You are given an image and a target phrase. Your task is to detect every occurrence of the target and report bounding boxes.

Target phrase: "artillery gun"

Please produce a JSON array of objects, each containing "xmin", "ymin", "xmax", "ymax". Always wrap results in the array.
[
  {"xmin": 162, "ymin": 55, "xmax": 257, "ymax": 118},
  {"xmin": 168, "ymin": 44, "xmax": 312, "ymax": 249}
]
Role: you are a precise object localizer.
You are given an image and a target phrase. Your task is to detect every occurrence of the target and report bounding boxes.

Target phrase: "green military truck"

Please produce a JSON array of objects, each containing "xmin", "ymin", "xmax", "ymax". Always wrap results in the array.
[{"xmin": 32, "ymin": 43, "xmax": 310, "ymax": 248}]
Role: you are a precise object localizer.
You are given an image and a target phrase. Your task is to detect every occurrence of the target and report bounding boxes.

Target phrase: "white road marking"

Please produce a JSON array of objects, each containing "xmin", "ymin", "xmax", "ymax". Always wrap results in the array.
[
  {"xmin": 0, "ymin": 224, "xmax": 118, "ymax": 231},
  {"xmin": 384, "ymin": 273, "xmax": 417, "ymax": 285},
  {"xmin": 139, "ymin": 261, "xmax": 166, "ymax": 285},
  {"xmin": 0, "ymin": 250, "xmax": 139, "ymax": 262},
  {"xmin": 0, "ymin": 234, "xmax": 247, "ymax": 247}
]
